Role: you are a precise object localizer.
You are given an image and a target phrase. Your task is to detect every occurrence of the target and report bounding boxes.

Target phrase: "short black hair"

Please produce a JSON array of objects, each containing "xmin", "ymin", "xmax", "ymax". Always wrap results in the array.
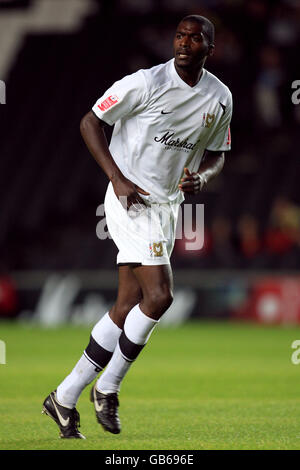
[{"xmin": 180, "ymin": 15, "xmax": 215, "ymax": 46}]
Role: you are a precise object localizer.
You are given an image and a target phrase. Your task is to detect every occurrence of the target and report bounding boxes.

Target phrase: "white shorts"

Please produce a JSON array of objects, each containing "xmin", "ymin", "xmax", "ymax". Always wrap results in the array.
[{"xmin": 104, "ymin": 182, "xmax": 180, "ymax": 266}]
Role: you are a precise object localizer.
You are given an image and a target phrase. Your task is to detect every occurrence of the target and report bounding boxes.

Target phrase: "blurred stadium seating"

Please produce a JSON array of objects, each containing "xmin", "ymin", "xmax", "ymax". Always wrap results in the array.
[{"xmin": 0, "ymin": 0, "xmax": 300, "ymax": 323}]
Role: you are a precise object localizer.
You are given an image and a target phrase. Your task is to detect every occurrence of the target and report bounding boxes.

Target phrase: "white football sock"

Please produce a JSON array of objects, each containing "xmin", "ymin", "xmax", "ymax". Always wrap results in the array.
[
  {"xmin": 90, "ymin": 312, "xmax": 122, "ymax": 352},
  {"xmin": 57, "ymin": 312, "xmax": 122, "ymax": 408},
  {"xmin": 96, "ymin": 304, "xmax": 159, "ymax": 394},
  {"xmin": 56, "ymin": 353, "xmax": 98, "ymax": 408}
]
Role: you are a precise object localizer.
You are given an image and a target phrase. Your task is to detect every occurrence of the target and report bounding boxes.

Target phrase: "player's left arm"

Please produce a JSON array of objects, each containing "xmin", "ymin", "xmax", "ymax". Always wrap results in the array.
[
  {"xmin": 179, "ymin": 88, "xmax": 232, "ymax": 195},
  {"xmin": 178, "ymin": 150, "xmax": 224, "ymax": 194}
]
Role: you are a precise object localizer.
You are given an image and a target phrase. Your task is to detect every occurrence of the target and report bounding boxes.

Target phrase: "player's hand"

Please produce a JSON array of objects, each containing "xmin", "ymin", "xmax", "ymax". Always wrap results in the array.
[
  {"xmin": 112, "ymin": 175, "xmax": 150, "ymax": 210},
  {"xmin": 178, "ymin": 167, "xmax": 207, "ymax": 195}
]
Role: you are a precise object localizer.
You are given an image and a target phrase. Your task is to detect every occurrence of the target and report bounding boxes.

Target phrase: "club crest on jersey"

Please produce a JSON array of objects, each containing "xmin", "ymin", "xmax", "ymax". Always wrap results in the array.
[
  {"xmin": 201, "ymin": 113, "xmax": 215, "ymax": 128},
  {"xmin": 98, "ymin": 95, "xmax": 119, "ymax": 112},
  {"xmin": 149, "ymin": 242, "xmax": 163, "ymax": 257}
]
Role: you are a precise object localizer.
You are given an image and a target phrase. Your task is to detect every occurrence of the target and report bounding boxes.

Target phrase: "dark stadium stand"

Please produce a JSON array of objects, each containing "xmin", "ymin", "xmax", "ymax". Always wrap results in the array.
[{"xmin": 0, "ymin": 0, "xmax": 299, "ymax": 272}]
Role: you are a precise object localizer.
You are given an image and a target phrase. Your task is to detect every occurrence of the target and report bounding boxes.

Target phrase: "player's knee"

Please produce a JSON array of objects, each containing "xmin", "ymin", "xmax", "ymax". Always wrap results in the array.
[
  {"xmin": 110, "ymin": 296, "xmax": 142, "ymax": 328},
  {"xmin": 109, "ymin": 306, "xmax": 127, "ymax": 329},
  {"xmin": 145, "ymin": 287, "xmax": 173, "ymax": 317}
]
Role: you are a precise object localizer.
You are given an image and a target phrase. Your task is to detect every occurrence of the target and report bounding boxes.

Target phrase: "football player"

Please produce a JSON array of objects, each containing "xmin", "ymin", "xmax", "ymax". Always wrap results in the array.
[{"xmin": 42, "ymin": 14, "xmax": 232, "ymax": 438}]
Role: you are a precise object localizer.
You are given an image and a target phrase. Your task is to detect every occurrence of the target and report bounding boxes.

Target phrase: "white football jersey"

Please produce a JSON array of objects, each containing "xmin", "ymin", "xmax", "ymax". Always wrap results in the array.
[{"xmin": 92, "ymin": 58, "xmax": 232, "ymax": 204}]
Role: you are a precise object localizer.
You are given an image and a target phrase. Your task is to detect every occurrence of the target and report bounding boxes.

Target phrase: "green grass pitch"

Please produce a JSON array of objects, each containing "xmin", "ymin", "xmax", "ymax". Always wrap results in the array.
[{"xmin": 0, "ymin": 320, "xmax": 300, "ymax": 450}]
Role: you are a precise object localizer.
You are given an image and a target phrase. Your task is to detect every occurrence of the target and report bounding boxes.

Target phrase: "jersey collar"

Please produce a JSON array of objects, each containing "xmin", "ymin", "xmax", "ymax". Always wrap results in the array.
[{"xmin": 169, "ymin": 58, "xmax": 208, "ymax": 93}]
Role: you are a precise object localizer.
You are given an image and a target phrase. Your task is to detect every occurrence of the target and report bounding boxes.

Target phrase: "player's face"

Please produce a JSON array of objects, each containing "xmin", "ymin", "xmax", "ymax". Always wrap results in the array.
[{"xmin": 174, "ymin": 21, "xmax": 213, "ymax": 70}]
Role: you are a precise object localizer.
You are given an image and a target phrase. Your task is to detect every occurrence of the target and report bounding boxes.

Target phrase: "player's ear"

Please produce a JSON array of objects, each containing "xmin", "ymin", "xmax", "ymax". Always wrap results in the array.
[{"xmin": 208, "ymin": 44, "xmax": 215, "ymax": 57}]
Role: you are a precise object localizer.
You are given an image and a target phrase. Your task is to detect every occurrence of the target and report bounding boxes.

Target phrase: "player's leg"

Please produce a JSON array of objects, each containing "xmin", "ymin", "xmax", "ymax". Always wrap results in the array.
[
  {"xmin": 42, "ymin": 266, "xmax": 141, "ymax": 438},
  {"xmin": 132, "ymin": 263, "xmax": 174, "ymax": 320},
  {"xmin": 90, "ymin": 189, "xmax": 177, "ymax": 434},
  {"xmin": 55, "ymin": 265, "xmax": 141, "ymax": 407},
  {"xmin": 82, "ymin": 264, "xmax": 142, "ymax": 379},
  {"xmin": 108, "ymin": 264, "xmax": 143, "ymax": 329},
  {"xmin": 92, "ymin": 264, "xmax": 173, "ymax": 433},
  {"xmin": 98, "ymin": 264, "xmax": 173, "ymax": 398}
]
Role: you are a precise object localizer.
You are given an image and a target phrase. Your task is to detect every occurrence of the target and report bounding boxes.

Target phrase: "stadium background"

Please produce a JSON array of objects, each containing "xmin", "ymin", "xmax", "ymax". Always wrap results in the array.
[
  {"xmin": 0, "ymin": 0, "xmax": 299, "ymax": 326},
  {"xmin": 1, "ymin": 0, "xmax": 300, "ymax": 452}
]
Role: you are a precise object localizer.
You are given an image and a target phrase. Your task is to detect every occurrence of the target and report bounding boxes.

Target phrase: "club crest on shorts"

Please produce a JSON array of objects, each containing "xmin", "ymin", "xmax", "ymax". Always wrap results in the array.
[{"xmin": 149, "ymin": 241, "xmax": 163, "ymax": 257}]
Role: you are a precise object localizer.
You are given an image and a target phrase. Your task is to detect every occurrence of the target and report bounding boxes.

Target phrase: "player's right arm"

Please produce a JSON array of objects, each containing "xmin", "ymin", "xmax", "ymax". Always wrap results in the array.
[{"xmin": 80, "ymin": 111, "xmax": 149, "ymax": 209}]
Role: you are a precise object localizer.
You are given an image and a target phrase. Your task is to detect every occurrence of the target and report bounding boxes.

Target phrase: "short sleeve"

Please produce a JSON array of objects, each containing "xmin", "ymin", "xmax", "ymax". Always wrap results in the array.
[
  {"xmin": 92, "ymin": 71, "xmax": 148, "ymax": 126},
  {"xmin": 206, "ymin": 92, "xmax": 232, "ymax": 152}
]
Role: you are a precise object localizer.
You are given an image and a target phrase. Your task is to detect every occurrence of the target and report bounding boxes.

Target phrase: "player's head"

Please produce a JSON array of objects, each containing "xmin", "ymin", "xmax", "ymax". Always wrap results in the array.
[{"xmin": 174, "ymin": 15, "xmax": 215, "ymax": 69}]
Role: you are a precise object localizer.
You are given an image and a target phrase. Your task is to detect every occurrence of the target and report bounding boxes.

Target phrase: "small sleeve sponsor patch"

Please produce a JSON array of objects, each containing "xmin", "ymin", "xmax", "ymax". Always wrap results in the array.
[{"xmin": 97, "ymin": 95, "xmax": 119, "ymax": 112}]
